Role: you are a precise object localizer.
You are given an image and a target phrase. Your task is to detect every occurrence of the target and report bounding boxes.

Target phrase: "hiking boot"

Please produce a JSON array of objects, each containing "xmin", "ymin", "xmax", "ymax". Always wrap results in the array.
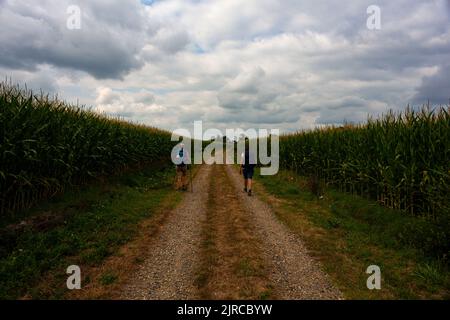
[
  {"xmin": 248, "ymin": 190, "xmax": 252, "ymax": 196},
  {"xmin": 243, "ymin": 187, "xmax": 247, "ymax": 193}
]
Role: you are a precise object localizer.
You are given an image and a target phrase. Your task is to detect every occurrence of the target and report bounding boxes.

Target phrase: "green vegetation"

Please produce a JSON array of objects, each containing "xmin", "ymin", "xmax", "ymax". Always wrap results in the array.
[
  {"xmin": 279, "ymin": 107, "xmax": 450, "ymax": 218},
  {"xmin": 0, "ymin": 82, "xmax": 175, "ymax": 216},
  {"xmin": 257, "ymin": 171, "xmax": 450, "ymax": 299},
  {"xmin": 0, "ymin": 165, "xmax": 179, "ymax": 299},
  {"xmin": 1, "ymin": 80, "xmax": 448, "ymax": 300}
]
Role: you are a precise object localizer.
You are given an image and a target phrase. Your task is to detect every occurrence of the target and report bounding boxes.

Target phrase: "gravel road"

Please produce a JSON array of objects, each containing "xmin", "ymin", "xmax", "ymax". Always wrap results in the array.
[
  {"xmin": 120, "ymin": 165, "xmax": 211, "ymax": 299},
  {"xmin": 121, "ymin": 162, "xmax": 342, "ymax": 300},
  {"xmin": 225, "ymin": 165, "xmax": 343, "ymax": 299}
]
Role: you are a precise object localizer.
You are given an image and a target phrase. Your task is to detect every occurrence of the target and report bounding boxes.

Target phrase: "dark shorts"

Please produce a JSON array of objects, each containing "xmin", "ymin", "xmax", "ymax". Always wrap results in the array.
[
  {"xmin": 243, "ymin": 166, "xmax": 254, "ymax": 179},
  {"xmin": 177, "ymin": 164, "xmax": 187, "ymax": 175}
]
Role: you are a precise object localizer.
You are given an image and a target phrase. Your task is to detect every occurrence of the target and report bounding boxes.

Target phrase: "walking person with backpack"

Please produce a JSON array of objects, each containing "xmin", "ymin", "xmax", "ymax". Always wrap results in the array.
[
  {"xmin": 175, "ymin": 143, "xmax": 190, "ymax": 191},
  {"xmin": 240, "ymin": 139, "xmax": 256, "ymax": 196}
]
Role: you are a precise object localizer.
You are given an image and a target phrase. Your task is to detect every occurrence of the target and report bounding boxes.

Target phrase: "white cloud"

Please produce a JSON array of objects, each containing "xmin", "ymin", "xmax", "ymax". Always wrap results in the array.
[
  {"xmin": 95, "ymin": 87, "xmax": 162, "ymax": 117},
  {"xmin": 1, "ymin": 0, "xmax": 449, "ymax": 132}
]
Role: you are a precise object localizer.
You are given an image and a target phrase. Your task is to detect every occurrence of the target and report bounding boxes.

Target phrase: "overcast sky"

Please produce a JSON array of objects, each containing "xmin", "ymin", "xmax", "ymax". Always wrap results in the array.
[{"xmin": 1, "ymin": 0, "xmax": 449, "ymax": 133}]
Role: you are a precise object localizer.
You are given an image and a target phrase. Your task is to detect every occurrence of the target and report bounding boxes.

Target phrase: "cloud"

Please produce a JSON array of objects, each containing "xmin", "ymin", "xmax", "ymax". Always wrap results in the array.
[
  {"xmin": 222, "ymin": 67, "xmax": 265, "ymax": 94},
  {"xmin": 1, "ymin": 0, "xmax": 449, "ymax": 132},
  {"xmin": 95, "ymin": 87, "xmax": 120, "ymax": 105},
  {"xmin": 0, "ymin": 0, "xmax": 147, "ymax": 79},
  {"xmin": 95, "ymin": 87, "xmax": 162, "ymax": 118},
  {"xmin": 414, "ymin": 64, "xmax": 450, "ymax": 105},
  {"xmin": 218, "ymin": 67, "xmax": 280, "ymax": 110},
  {"xmin": 314, "ymin": 97, "xmax": 388, "ymax": 124}
]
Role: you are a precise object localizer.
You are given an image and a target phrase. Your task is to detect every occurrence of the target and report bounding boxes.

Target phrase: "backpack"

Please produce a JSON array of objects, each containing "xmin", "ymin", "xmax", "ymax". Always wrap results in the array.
[
  {"xmin": 244, "ymin": 149, "xmax": 256, "ymax": 167},
  {"xmin": 178, "ymin": 148, "xmax": 185, "ymax": 165}
]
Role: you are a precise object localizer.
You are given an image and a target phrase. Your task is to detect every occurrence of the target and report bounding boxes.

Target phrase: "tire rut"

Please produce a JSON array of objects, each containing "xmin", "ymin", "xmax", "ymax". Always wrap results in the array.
[
  {"xmin": 225, "ymin": 165, "xmax": 343, "ymax": 300},
  {"xmin": 120, "ymin": 165, "xmax": 211, "ymax": 299}
]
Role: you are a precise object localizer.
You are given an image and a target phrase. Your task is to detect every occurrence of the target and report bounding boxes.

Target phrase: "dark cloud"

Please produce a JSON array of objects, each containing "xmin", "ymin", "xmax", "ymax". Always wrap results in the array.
[
  {"xmin": 85, "ymin": 0, "xmax": 145, "ymax": 30},
  {"xmin": 1, "ymin": 0, "xmax": 450, "ymax": 131},
  {"xmin": 0, "ymin": 0, "xmax": 146, "ymax": 79},
  {"xmin": 414, "ymin": 65, "xmax": 450, "ymax": 105}
]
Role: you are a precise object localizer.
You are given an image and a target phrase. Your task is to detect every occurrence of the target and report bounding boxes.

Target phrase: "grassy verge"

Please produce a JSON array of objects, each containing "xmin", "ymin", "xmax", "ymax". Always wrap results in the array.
[
  {"xmin": 255, "ymin": 170, "xmax": 450, "ymax": 299},
  {"xmin": 0, "ymin": 164, "xmax": 188, "ymax": 299},
  {"xmin": 196, "ymin": 165, "xmax": 272, "ymax": 300}
]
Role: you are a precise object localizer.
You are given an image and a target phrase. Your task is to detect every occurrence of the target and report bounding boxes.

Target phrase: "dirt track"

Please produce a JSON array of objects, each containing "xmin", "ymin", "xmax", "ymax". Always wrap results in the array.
[
  {"xmin": 226, "ymin": 165, "xmax": 342, "ymax": 299},
  {"xmin": 120, "ymin": 165, "xmax": 211, "ymax": 299},
  {"xmin": 121, "ymin": 162, "xmax": 342, "ymax": 299}
]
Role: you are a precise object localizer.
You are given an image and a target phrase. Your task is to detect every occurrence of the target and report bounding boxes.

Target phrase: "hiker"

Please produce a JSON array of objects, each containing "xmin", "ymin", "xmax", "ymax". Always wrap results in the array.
[
  {"xmin": 240, "ymin": 140, "xmax": 256, "ymax": 196},
  {"xmin": 175, "ymin": 143, "xmax": 190, "ymax": 191}
]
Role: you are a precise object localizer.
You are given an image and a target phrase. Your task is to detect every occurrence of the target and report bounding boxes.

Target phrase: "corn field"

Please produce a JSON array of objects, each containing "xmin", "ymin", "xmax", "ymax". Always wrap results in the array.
[
  {"xmin": 279, "ymin": 107, "xmax": 450, "ymax": 217},
  {"xmin": 0, "ymin": 82, "xmax": 174, "ymax": 216}
]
